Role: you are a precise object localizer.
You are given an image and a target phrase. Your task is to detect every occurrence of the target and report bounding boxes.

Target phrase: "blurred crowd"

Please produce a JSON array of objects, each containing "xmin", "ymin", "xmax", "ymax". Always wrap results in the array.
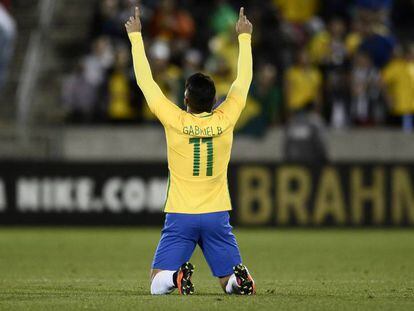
[
  {"xmin": 0, "ymin": 0, "xmax": 16, "ymax": 95},
  {"xmin": 61, "ymin": 0, "xmax": 414, "ymax": 134}
]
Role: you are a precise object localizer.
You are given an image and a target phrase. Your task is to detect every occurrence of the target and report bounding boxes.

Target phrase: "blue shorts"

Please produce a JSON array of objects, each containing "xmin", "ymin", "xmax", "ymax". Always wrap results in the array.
[{"xmin": 152, "ymin": 211, "xmax": 242, "ymax": 278}]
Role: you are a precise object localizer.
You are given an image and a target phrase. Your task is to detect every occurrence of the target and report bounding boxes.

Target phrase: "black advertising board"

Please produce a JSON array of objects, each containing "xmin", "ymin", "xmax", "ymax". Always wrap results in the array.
[{"xmin": 0, "ymin": 162, "xmax": 413, "ymax": 226}]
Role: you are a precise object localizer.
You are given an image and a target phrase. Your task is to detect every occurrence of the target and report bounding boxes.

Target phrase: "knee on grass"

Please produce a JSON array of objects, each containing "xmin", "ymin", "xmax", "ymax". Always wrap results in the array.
[
  {"xmin": 150, "ymin": 270, "xmax": 176, "ymax": 295},
  {"xmin": 220, "ymin": 274, "xmax": 239, "ymax": 294},
  {"xmin": 220, "ymin": 265, "xmax": 256, "ymax": 295}
]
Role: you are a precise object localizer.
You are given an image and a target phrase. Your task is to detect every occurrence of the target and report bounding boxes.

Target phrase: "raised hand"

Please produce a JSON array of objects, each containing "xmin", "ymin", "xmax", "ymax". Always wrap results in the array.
[
  {"xmin": 236, "ymin": 7, "xmax": 253, "ymax": 35},
  {"xmin": 125, "ymin": 6, "xmax": 142, "ymax": 33}
]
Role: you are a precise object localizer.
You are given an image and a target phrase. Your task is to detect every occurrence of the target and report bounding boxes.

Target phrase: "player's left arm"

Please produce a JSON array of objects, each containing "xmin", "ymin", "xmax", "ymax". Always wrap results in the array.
[
  {"xmin": 216, "ymin": 8, "xmax": 253, "ymax": 125},
  {"xmin": 125, "ymin": 7, "xmax": 181, "ymax": 123}
]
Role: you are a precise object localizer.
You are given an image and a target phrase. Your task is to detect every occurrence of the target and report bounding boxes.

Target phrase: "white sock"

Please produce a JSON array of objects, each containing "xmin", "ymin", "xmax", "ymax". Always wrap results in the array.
[
  {"xmin": 150, "ymin": 270, "xmax": 176, "ymax": 295},
  {"xmin": 225, "ymin": 274, "xmax": 238, "ymax": 294}
]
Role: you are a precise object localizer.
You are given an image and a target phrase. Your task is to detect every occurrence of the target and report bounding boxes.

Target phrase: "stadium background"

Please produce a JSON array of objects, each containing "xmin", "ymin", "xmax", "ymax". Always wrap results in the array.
[
  {"xmin": 0, "ymin": 0, "xmax": 414, "ymax": 310},
  {"xmin": 0, "ymin": 0, "xmax": 413, "ymax": 226}
]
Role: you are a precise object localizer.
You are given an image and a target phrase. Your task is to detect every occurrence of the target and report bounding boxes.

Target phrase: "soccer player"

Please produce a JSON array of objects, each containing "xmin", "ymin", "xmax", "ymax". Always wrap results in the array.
[{"xmin": 125, "ymin": 5, "xmax": 255, "ymax": 295}]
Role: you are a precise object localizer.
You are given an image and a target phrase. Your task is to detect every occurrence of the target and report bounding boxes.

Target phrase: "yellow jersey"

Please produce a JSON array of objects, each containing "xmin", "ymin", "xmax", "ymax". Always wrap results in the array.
[
  {"xmin": 274, "ymin": 0, "xmax": 319, "ymax": 23},
  {"xmin": 129, "ymin": 32, "xmax": 252, "ymax": 214},
  {"xmin": 382, "ymin": 58, "xmax": 414, "ymax": 115},
  {"xmin": 286, "ymin": 65, "xmax": 322, "ymax": 110}
]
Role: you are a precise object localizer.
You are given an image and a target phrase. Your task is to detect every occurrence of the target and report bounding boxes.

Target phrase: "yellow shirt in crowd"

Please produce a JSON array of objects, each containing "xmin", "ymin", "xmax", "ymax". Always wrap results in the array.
[
  {"xmin": 108, "ymin": 71, "xmax": 136, "ymax": 120},
  {"xmin": 308, "ymin": 31, "xmax": 361, "ymax": 64},
  {"xmin": 129, "ymin": 32, "xmax": 253, "ymax": 214},
  {"xmin": 142, "ymin": 65, "xmax": 181, "ymax": 121},
  {"xmin": 382, "ymin": 58, "xmax": 414, "ymax": 115},
  {"xmin": 308, "ymin": 31, "xmax": 332, "ymax": 64},
  {"xmin": 286, "ymin": 65, "xmax": 322, "ymax": 110},
  {"xmin": 274, "ymin": 0, "xmax": 319, "ymax": 23},
  {"xmin": 345, "ymin": 32, "xmax": 362, "ymax": 56}
]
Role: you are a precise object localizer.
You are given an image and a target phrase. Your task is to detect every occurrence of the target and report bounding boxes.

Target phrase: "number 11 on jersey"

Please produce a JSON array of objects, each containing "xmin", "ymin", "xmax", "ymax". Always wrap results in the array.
[{"xmin": 189, "ymin": 137, "xmax": 213, "ymax": 177}]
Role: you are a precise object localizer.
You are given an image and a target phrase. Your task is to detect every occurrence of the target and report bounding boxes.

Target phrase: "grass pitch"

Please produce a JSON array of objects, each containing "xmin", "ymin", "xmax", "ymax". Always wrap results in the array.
[{"xmin": 0, "ymin": 228, "xmax": 413, "ymax": 310}]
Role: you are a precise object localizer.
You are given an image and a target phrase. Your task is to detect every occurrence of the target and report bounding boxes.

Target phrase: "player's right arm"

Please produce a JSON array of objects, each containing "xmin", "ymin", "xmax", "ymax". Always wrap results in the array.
[
  {"xmin": 125, "ymin": 7, "xmax": 181, "ymax": 125},
  {"xmin": 216, "ymin": 7, "xmax": 253, "ymax": 126}
]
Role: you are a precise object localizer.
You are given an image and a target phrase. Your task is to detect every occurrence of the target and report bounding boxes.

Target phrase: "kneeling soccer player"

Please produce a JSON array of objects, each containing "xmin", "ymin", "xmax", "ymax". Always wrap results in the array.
[{"xmin": 125, "ymin": 6, "xmax": 255, "ymax": 295}]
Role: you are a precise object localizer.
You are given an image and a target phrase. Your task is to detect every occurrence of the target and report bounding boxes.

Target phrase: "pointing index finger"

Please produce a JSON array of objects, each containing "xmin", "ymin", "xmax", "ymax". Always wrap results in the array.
[
  {"xmin": 239, "ymin": 7, "xmax": 244, "ymax": 19},
  {"xmin": 135, "ymin": 6, "xmax": 140, "ymax": 19}
]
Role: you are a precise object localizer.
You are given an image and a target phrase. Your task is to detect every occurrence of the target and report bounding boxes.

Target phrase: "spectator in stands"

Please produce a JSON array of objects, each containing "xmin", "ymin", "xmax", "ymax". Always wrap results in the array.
[
  {"xmin": 150, "ymin": 0, "xmax": 195, "ymax": 41},
  {"xmin": 208, "ymin": 10, "xmax": 252, "ymax": 113},
  {"xmin": 236, "ymin": 64, "xmax": 282, "ymax": 137},
  {"xmin": 249, "ymin": 1, "xmax": 284, "ymax": 67},
  {"xmin": 210, "ymin": 0, "xmax": 238, "ymax": 35},
  {"xmin": 91, "ymin": 0, "xmax": 123, "ymax": 39},
  {"xmin": 206, "ymin": 13, "xmax": 236, "ymax": 106},
  {"xmin": 0, "ymin": 2, "xmax": 16, "ymax": 94},
  {"xmin": 148, "ymin": 0, "xmax": 195, "ymax": 67},
  {"xmin": 309, "ymin": 17, "xmax": 347, "ymax": 66},
  {"xmin": 325, "ymin": 68, "xmax": 350, "ymax": 129},
  {"xmin": 345, "ymin": 19, "xmax": 364, "ymax": 57},
  {"xmin": 309, "ymin": 17, "xmax": 350, "ymax": 128},
  {"xmin": 142, "ymin": 39, "xmax": 181, "ymax": 122},
  {"xmin": 62, "ymin": 36, "xmax": 114, "ymax": 122},
  {"xmin": 356, "ymin": 0, "xmax": 396, "ymax": 69},
  {"xmin": 208, "ymin": 26, "xmax": 238, "ymax": 82},
  {"xmin": 356, "ymin": 0, "xmax": 393, "ymax": 26},
  {"xmin": 83, "ymin": 36, "xmax": 114, "ymax": 89},
  {"xmin": 382, "ymin": 43, "xmax": 414, "ymax": 132},
  {"xmin": 359, "ymin": 29, "xmax": 395, "ymax": 69},
  {"xmin": 62, "ymin": 0, "xmax": 412, "ymax": 132},
  {"xmin": 283, "ymin": 104, "xmax": 329, "ymax": 163},
  {"xmin": 285, "ymin": 49, "xmax": 323, "ymax": 114},
  {"xmin": 106, "ymin": 45, "xmax": 138, "ymax": 122},
  {"xmin": 350, "ymin": 51, "xmax": 383, "ymax": 126},
  {"xmin": 61, "ymin": 62, "xmax": 97, "ymax": 123},
  {"xmin": 275, "ymin": 0, "xmax": 321, "ymax": 46},
  {"xmin": 275, "ymin": 0, "xmax": 319, "ymax": 24},
  {"xmin": 253, "ymin": 64, "xmax": 283, "ymax": 126}
]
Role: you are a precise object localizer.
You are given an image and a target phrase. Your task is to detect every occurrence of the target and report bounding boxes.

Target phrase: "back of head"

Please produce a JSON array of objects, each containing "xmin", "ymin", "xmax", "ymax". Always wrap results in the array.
[{"xmin": 185, "ymin": 73, "xmax": 216, "ymax": 113}]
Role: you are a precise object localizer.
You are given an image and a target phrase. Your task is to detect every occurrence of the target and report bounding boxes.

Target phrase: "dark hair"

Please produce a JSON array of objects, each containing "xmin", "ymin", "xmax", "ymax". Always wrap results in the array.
[{"xmin": 185, "ymin": 73, "xmax": 216, "ymax": 113}]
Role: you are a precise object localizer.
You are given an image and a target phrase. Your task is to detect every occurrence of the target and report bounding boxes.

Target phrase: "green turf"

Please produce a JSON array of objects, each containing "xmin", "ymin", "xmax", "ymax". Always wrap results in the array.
[{"xmin": 0, "ymin": 228, "xmax": 413, "ymax": 310}]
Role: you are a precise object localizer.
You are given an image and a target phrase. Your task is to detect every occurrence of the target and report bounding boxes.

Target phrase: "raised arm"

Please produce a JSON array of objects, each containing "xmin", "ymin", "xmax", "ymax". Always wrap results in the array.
[
  {"xmin": 217, "ymin": 8, "xmax": 253, "ymax": 125},
  {"xmin": 125, "ymin": 7, "xmax": 174, "ymax": 118},
  {"xmin": 230, "ymin": 8, "xmax": 253, "ymax": 101}
]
